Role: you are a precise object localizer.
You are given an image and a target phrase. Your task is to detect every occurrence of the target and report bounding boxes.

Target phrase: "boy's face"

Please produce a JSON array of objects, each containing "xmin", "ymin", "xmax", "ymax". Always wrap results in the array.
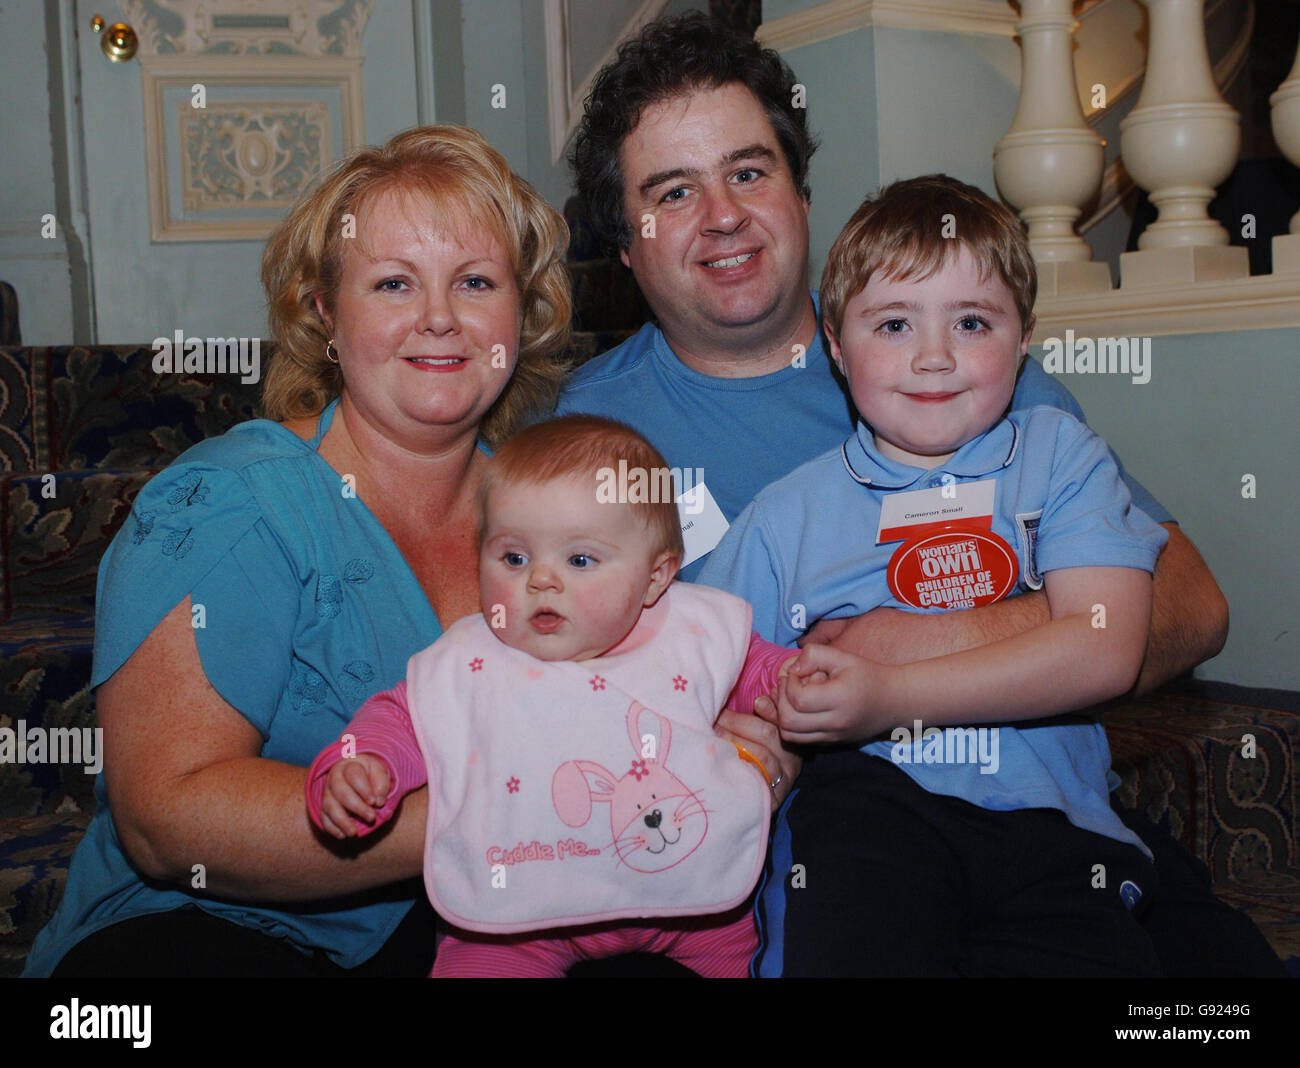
[
  {"xmin": 826, "ymin": 245, "xmax": 1031, "ymax": 469},
  {"xmin": 479, "ymin": 475, "xmax": 676, "ymax": 662}
]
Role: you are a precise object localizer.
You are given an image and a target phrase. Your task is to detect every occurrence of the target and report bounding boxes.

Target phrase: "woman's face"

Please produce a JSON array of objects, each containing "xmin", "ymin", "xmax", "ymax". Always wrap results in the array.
[{"xmin": 320, "ymin": 187, "xmax": 522, "ymax": 447}]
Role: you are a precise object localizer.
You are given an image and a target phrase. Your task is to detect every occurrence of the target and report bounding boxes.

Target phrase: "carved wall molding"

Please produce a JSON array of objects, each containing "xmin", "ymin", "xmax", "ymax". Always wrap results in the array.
[
  {"xmin": 142, "ymin": 55, "xmax": 363, "ymax": 241},
  {"xmin": 179, "ymin": 100, "xmax": 331, "ymax": 212},
  {"xmin": 1032, "ymin": 273, "xmax": 1300, "ymax": 339},
  {"xmin": 121, "ymin": 0, "xmax": 372, "ymax": 56}
]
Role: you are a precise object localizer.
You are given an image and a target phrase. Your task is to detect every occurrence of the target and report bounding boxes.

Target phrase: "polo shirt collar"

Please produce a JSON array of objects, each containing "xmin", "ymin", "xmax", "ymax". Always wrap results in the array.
[{"xmin": 841, "ymin": 417, "xmax": 1020, "ymax": 490}]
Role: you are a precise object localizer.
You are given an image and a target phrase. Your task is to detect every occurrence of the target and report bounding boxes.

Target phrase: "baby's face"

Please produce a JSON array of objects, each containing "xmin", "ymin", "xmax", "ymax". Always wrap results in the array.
[
  {"xmin": 827, "ymin": 245, "xmax": 1030, "ymax": 469},
  {"xmin": 479, "ymin": 475, "xmax": 674, "ymax": 661}
]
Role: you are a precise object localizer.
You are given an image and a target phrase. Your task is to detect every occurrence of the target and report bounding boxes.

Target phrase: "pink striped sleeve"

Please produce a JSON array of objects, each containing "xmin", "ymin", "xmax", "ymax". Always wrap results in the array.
[
  {"xmin": 725, "ymin": 632, "xmax": 798, "ymax": 716},
  {"xmin": 305, "ymin": 680, "xmax": 428, "ymax": 836}
]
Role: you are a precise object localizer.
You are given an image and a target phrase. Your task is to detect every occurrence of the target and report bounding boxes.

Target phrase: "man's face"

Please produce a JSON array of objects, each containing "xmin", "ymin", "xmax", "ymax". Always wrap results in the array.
[{"xmin": 618, "ymin": 83, "xmax": 811, "ymax": 355}]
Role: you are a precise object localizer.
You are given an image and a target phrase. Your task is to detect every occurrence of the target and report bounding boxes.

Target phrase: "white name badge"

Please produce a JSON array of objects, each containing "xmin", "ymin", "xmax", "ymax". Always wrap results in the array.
[
  {"xmin": 877, "ymin": 478, "xmax": 996, "ymax": 544},
  {"xmin": 676, "ymin": 481, "xmax": 730, "ymax": 567}
]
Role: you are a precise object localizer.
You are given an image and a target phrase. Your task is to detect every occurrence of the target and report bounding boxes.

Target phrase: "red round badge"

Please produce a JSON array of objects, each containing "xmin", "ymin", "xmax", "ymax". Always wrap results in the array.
[{"xmin": 886, "ymin": 525, "xmax": 1019, "ymax": 610}]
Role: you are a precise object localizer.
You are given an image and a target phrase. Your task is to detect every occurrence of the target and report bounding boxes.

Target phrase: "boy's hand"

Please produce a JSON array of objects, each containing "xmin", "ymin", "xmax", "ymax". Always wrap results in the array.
[
  {"xmin": 769, "ymin": 644, "xmax": 893, "ymax": 745},
  {"xmin": 320, "ymin": 754, "xmax": 393, "ymax": 839}
]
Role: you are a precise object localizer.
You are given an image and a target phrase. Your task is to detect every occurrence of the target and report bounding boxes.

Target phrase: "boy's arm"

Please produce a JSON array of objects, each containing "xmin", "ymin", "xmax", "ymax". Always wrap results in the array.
[
  {"xmin": 775, "ymin": 565, "xmax": 1152, "ymax": 744},
  {"xmin": 805, "ymin": 384, "xmax": 1225, "ymax": 693},
  {"xmin": 805, "ymin": 525, "xmax": 1224, "ymax": 695},
  {"xmin": 305, "ymin": 681, "xmax": 428, "ymax": 835}
]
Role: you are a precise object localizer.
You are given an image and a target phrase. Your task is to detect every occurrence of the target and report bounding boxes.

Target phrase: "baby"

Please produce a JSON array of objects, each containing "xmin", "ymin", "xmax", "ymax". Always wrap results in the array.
[
  {"xmin": 699, "ymin": 174, "xmax": 1170, "ymax": 976},
  {"xmin": 306, "ymin": 415, "xmax": 794, "ymax": 977}
]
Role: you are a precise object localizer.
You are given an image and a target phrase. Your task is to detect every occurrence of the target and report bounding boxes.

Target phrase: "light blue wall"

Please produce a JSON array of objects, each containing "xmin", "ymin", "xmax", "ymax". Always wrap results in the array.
[
  {"xmin": 777, "ymin": 24, "xmax": 1022, "ymax": 285},
  {"xmin": 780, "ymin": 27, "xmax": 878, "ymax": 290},
  {"xmin": 568, "ymin": 0, "xmax": 647, "ymax": 87},
  {"xmin": 1, "ymin": 1, "xmax": 422, "ymax": 345},
  {"xmin": 764, "ymin": 0, "xmax": 819, "ymax": 19},
  {"xmin": 454, "ymin": 0, "xmax": 704, "ymax": 210},
  {"xmin": 457, "ymin": 0, "xmax": 586, "ymax": 211},
  {"xmin": 3, "ymin": 0, "xmax": 706, "ymax": 343},
  {"xmin": 0, "ymin": 4, "xmax": 78, "ymax": 343},
  {"xmin": 873, "ymin": 27, "xmax": 1020, "ymax": 194},
  {"xmin": 1029, "ymin": 328, "xmax": 1300, "ymax": 690}
]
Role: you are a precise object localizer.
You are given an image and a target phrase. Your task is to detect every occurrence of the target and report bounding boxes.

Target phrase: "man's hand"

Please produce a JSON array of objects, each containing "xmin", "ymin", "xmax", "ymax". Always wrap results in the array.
[
  {"xmin": 799, "ymin": 615, "xmax": 851, "ymax": 647},
  {"xmin": 319, "ymin": 754, "xmax": 393, "ymax": 839},
  {"xmin": 1139, "ymin": 523, "xmax": 1228, "ymax": 693},
  {"xmin": 799, "ymin": 606, "xmax": 965, "ymax": 665}
]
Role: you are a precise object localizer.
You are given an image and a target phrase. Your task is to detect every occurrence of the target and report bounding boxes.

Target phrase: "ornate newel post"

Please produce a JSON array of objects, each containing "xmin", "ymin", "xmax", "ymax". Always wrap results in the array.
[
  {"xmin": 994, "ymin": 0, "xmax": 1111, "ymax": 296},
  {"xmin": 1118, "ymin": 0, "xmax": 1247, "ymax": 286},
  {"xmin": 1269, "ymin": 36, "xmax": 1300, "ymax": 273}
]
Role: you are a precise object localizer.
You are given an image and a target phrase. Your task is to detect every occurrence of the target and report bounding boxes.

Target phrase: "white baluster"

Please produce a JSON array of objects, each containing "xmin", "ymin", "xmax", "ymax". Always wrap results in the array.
[
  {"xmin": 1118, "ymin": 0, "xmax": 1248, "ymax": 287},
  {"xmin": 994, "ymin": 0, "xmax": 1111, "ymax": 296},
  {"xmin": 1270, "ymin": 35, "xmax": 1300, "ymax": 273}
]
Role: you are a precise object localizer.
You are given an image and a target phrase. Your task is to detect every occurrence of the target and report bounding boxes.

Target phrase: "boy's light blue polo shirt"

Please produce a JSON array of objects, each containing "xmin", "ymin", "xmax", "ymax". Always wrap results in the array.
[
  {"xmin": 698, "ymin": 405, "xmax": 1167, "ymax": 855},
  {"xmin": 557, "ymin": 292, "xmax": 1173, "ymax": 582}
]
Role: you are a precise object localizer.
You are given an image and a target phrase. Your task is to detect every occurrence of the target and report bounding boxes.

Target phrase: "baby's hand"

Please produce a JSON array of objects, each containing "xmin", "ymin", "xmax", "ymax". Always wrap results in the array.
[
  {"xmin": 754, "ymin": 652, "xmax": 829, "ymax": 728},
  {"xmin": 320, "ymin": 754, "xmax": 394, "ymax": 839},
  {"xmin": 770, "ymin": 644, "xmax": 891, "ymax": 746},
  {"xmin": 776, "ymin": 651, "xmax": 828, "ymax": 686}
]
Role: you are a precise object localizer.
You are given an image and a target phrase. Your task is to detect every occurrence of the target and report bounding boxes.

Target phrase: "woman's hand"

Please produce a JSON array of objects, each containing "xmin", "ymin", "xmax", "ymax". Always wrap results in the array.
[{"xmin": 714, "ymin": 707, "xmax": 802, "ymax": 807}]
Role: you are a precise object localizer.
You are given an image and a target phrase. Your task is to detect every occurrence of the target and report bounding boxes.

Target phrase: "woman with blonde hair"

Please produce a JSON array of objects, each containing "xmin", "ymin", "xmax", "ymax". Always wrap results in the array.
[{"xmin": 25, "ymin": 125, "xmax": 573, "ymax": 976}]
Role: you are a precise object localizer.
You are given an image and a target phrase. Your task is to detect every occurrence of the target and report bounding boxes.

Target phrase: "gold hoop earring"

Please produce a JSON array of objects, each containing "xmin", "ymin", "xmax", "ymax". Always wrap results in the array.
[{"xmin": 325, "ymin": 339, "xmax": 339, "ymax": 364}]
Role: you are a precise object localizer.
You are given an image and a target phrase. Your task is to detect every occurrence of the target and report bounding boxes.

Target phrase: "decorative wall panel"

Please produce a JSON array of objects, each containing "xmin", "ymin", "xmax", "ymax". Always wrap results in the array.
[{"xmin": 121, "ymin": 0, "xmax": 370, "ymax": 241}]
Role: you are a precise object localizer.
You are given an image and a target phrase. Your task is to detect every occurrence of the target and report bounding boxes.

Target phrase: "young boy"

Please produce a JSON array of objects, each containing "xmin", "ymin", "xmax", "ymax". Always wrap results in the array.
[
  {"xmin": 306, "ymin": 416, "xmax": 796, "ymax": 977},
  {"xmin": 698, "ymin": 174, "xmax": 1168, "ymax": 977}
]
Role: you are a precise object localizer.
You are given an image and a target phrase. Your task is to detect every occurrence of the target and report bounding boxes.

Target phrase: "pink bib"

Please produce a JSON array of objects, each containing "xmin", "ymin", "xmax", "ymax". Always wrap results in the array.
[{"xmin": 406, "ymin": 583, "xmax": 770, "ymax": 933}]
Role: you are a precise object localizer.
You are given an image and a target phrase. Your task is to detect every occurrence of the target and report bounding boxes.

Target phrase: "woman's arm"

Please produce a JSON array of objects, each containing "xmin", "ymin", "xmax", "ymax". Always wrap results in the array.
[
  {"xmin": 306, "ymin": 682, "xmax": 428, "ymax": 838},
  {"xmin": 772, "ymin": 566, "xmax": 1152, "ymax": 745},
  {"xmin": 101, "ymin": 597, "xmax": 427, "ymax": 901}
]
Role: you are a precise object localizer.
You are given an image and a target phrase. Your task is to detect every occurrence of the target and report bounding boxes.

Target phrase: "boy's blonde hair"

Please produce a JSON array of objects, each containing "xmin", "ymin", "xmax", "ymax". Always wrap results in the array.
[
  {"xmin": 482, "ymin": 416, "xmax": 685, "ymax": 562},
  {"xmin": 820, "ymin": 174, "xmax": 1036, "ymax": 341}
]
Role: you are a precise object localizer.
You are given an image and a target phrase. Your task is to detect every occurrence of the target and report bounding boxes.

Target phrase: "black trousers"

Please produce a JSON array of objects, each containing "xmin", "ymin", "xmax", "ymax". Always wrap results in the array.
[
  {"xmin": 762, "ymin": 750, "xmax": 1280, "ymax": 977},
  {"xmin": 50, "ymin": 893, "xmax": 438, "ymax": 978},
  {"xmin": 1110, "ymin": 799, "xmax": 1287, "ymax": 977}
]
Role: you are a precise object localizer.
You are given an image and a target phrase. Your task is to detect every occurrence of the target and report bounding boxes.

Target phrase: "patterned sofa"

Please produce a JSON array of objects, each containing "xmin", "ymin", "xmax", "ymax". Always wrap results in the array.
[{"xmin": 1, "ymin": 266, "xmax": 1296, "ymax": 975}]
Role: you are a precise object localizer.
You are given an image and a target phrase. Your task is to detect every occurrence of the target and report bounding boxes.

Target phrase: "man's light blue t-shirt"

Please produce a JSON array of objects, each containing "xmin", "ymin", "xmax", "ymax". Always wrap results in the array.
[{"xmin": 556, "ymin": 294, "xmax": 1172, "ymax": 582}]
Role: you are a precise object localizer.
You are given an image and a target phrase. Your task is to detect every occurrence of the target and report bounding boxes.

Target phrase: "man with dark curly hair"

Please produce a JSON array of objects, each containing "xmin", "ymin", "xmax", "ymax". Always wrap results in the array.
[{"xmin": 556, "ymin": 11, "xmax": 1281, "ymax": 979}]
